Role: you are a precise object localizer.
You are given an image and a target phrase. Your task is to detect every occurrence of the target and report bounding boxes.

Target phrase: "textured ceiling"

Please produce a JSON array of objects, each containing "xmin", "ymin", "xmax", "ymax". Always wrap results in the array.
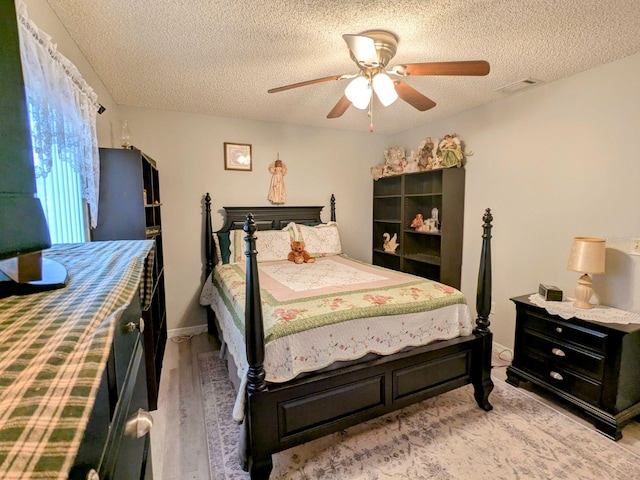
[{"xmin": 46, "ymin": 0, "xmax": 640, "ymax": 134}]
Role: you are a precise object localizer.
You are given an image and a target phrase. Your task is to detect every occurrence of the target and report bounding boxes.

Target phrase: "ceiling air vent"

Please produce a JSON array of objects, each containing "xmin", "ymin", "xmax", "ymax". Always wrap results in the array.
[{"xmin": 494, "ymin": 78, "xmax": 542, "ymax": 94}]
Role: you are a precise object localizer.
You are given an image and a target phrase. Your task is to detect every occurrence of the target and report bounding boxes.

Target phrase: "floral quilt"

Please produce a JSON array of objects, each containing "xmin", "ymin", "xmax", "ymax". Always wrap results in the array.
[{"xmin": 212, "ymin": 255, "xmax": 467, "ymax": 342}]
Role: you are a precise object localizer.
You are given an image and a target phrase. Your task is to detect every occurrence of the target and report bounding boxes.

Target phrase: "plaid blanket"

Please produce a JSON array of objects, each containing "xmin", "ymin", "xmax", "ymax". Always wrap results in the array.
[{"xmin": 0, "ymin": 240, "xmax": 154, "ymax": 480}]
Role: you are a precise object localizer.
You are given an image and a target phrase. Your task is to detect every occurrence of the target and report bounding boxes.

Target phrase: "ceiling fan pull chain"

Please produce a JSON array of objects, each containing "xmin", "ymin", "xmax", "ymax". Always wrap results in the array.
[{"xmin": 368, "ymin": 99, "xmax": 374, "ymax": 133}]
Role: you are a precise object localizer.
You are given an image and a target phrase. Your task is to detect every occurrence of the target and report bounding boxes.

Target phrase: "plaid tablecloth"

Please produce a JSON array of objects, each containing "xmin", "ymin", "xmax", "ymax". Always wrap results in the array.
[{"xmin": 0, "ymin": 240, "xmax": 154, "ymax": 479}]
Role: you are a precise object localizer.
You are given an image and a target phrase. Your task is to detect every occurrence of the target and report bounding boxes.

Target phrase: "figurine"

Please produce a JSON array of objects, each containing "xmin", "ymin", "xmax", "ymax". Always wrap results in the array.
[
  {"xmin": 438, "ymin": 134, "xmax": 464, "ymax": 168},
  {"xmin": 411, "ymin": 213, "xmax": 424, "ymax": 230},
  {"xmin": 383, "ymin": 232, "xmax": 399, "ymax": 253},
  {"xmin": 416, "ymin": 136, "xmax": 437, "ymax": 170},
  {"xmin": 268, "ymin": 158, "xmax": 287, "ymax": 204},
  {"xmin": 425, "ymin": 207, "xmax": 439, "ymax": 233}
]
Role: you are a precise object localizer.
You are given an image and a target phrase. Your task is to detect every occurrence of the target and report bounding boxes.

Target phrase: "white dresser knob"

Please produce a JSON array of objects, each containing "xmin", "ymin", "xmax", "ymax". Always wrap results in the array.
[
  {"xmin": 550, "ymin": 371, "xmax": 564, "ymax": 381},
  {"xmin": 125, "ymin": 408, "xmax": 154, "ymax": 438},
  {"xmin": 555, "ymin": 327, "xmax": 563, "ymax": 333},
  {"xmin": 551, "ymin": 348, "xmax": 566, "ymax": 357},
  {"xmin": 86, "ymin": 469, "xmax": 99, "ymax": 480}
]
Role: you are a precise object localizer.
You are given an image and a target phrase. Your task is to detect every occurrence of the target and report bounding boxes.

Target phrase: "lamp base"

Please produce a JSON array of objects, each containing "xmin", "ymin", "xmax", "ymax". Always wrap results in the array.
[{"xmin": 573, "ymin": 273, "xmax": 594, "ymax": 309}]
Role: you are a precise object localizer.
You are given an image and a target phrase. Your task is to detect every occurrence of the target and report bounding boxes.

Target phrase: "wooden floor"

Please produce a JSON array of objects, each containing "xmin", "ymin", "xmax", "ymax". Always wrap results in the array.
[{"xmin": 149, "ymin": 333, "xmax": 640, "ymax": 479}]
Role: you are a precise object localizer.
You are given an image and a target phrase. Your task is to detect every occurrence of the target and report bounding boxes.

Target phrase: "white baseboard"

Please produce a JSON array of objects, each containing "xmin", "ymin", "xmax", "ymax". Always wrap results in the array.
[{"xmin": 168, "ymin": 324, "xmax": 208, "ymax": 338}]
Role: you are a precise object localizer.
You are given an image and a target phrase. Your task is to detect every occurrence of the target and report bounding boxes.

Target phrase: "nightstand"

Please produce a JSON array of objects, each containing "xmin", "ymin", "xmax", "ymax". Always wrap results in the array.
[{"xmin": 506, "ymin": 294, "xmax": 640, "ymax": 440}]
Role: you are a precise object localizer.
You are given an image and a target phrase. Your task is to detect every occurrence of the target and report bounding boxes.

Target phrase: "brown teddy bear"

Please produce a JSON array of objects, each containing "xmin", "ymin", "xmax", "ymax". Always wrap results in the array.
[{"xmin": 288, "ymin": 240, "xmax": 315, "ymax": 264}]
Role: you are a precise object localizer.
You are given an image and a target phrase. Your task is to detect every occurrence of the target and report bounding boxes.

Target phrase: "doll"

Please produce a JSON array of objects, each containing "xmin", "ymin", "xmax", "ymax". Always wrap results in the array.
[{"xmin": 268, "ymin": 158, "xmax": 287, "ymax": 204}]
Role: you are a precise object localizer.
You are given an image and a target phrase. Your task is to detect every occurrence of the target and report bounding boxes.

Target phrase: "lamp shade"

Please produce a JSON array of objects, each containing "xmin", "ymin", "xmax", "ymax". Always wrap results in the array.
[
  {"xmin": 567, "ymin": 237, "xmax": 606, "ymax": 274},
  {"xmin": 344, "ymin": 76, "xmax": 371, "ymax": 110},
  {"xmin": 372, "ymin": 72, "xmax": 398, "ymax": 106}
]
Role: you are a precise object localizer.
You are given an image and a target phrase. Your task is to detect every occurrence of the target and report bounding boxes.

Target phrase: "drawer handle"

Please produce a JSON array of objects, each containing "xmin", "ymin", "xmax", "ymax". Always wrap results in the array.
[
  {"xmin": 549, "ymin": 371, "xmax": 564, "ymax": 381},
  {"xmin": 125, "ymin": 408, "xmax": 154, "ymax": 439},
  {"xmin": 86, "ymin": 469, "xmax": 99, "ymax": 480},
  {"xmin": 555, "ymin": 327, "xmax": 563, "ymax": 333},
  {"xmin": 125, "ymin": 318, "xmax": 145, "ymax": 333},
  {"xmin": 551, "ymin": 348, "xmax": 566, "ymax": 357}
]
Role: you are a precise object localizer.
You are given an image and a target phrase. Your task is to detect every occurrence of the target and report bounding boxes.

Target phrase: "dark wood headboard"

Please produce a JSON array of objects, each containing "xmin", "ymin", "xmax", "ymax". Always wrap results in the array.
[
  {"xmin": 203, "ymin": 193, "xmax": 336, "ymax": 276},
  {"xmin": 218, "ymin": 205, "xmax": 324, "ymax": 232}
]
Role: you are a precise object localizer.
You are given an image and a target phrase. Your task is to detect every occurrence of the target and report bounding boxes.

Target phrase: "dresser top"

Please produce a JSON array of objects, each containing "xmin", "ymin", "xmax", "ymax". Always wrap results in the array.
[
  {"xmin": 511, "ymin": 294, "xmax": 640, "ymax": 334},
  {"xmin": 0, "ymin": 240, "xmax": 153, "ymax": 479}
]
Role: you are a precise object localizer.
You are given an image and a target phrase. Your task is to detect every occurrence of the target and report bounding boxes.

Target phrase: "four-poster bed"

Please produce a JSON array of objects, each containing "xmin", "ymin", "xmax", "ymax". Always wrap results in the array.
[{"xmin": 201, "ymin": 193, "xmax": 494, "ymax": 479}]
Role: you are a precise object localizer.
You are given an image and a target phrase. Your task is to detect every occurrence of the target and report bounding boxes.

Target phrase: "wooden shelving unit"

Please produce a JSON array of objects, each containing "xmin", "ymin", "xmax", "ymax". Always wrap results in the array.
[
  {"xmin": 372, "ymin": 168, "xmax": 465, "ymax": 288},
  {"xmin": 92, "ymin": 147, "xmax": 167, "ymax": 410}
]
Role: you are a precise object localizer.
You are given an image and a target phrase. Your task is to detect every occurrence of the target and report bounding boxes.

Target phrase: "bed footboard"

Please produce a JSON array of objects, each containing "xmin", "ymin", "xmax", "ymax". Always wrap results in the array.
[{"xmin": 238, "ymin": 208, "xmax": 494, "ymax": 479}]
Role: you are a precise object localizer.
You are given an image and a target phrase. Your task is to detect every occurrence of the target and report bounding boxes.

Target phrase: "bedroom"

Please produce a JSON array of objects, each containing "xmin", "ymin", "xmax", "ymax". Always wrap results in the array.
[{"xmin": 2, "ymin": 0, "xmax": 640, "ymax": 478}]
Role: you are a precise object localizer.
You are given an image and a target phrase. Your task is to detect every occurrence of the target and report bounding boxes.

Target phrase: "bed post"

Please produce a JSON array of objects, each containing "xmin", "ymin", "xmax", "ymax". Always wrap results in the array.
[
  {"xmin": 472, "ymin": 208, "xmax": 494, "ymax": 411},
  {"xmin": 240, "ymin": 213, "xmax": 273, "ymax": 479},
  {"xmin": 330, "ymin": 194, "xmax": 336, "ymax": 222},
  {"xmin": 204, "ymin": 193, "xmax": 214, "ymax": 277},
  {"xmin": 203, "ymin": 193, "xmax": 217, "ymax": 336}
]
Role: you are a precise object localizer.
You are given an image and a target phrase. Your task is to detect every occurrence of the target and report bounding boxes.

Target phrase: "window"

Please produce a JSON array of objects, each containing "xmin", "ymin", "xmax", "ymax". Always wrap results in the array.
[
  {"xmin": 18, "ymin": 2, "xmax": 100, "ymax": 245},
  {"xmin": 33, "ymin": 148, "xmax": 88, "ymax": 244}
]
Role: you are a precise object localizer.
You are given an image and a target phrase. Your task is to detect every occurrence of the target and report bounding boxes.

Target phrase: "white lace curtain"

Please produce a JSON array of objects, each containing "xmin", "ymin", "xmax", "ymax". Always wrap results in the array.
[{"xmin": 17, "ymin": 1, "xmax": 100, "ymax": 227}]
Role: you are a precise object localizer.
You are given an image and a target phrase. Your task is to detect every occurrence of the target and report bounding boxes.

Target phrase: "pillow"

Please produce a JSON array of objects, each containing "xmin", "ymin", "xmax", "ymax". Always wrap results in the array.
[
  {"xmin": 293, "ymin": 222, "xmax": 342, "ymax": 257},
  {"xmin": 229, "ymin": 228, "xmax": 293, "ymax": 263},
  {"xmin": 212, "ymin": 232, "xmax": 231, "ymax": 265}
]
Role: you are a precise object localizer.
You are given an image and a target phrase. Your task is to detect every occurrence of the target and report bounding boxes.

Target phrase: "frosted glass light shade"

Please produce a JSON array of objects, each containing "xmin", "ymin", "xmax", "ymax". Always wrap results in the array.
[
  {"xmin": 567, "ymin": 237, "xmax": 606, "ymax": 274},
  {"xmin": 345, "ymin": 76, "xmax": 371, "ymax": 109},
  {"xmin": 372, "ymin": 73, "xmax": 398, "ymax": 106}
]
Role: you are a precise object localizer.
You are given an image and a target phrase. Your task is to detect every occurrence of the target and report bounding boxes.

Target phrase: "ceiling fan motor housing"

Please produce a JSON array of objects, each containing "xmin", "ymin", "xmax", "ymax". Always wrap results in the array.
[{"xmin": 354, "ymin": 30, "xmax": 398, "ymax": 68}]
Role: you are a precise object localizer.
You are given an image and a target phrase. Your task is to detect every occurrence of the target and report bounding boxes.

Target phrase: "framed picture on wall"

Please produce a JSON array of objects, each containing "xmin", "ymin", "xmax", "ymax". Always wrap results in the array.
[{"xmin": 224, "ymin": 142, "xmax": 252, "ymax": 171}]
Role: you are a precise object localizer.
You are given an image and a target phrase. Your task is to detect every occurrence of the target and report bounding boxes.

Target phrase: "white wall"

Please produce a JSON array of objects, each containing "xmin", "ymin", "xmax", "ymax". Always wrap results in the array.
[
  {"xmin": 394, "ymin": 52, "xmax": 640, "ymax": 348},
  {"xmin": 118, "ymin": 107, "xmax": 389, "ymax": 330}
]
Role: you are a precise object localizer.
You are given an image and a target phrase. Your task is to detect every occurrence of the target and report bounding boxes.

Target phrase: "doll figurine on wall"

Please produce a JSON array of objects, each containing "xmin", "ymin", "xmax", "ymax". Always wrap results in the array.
[{"xmin": 268, "ymin": 157, "xmax": 287, "ymax": 204}]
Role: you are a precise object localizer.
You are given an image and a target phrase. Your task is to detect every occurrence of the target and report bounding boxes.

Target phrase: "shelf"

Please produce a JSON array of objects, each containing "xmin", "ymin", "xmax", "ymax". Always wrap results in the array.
[
  {"xmin": 373, "ymin": 194, "xmax": 401, "ymax": 199},
  {"xmin": 374, "ymin": 219, "xmax": 402, "ymax": 224},
  {"xmin": 404, "ymin": 229, "xmax": 441, "ymax": 237},
  {"xmin": 373, "ymin": 248, "xmax": 400, "ymax": 257},
  {"xmin": 404, "ymin": 253, "xmax": 441, "ymax": 265},
  {"xmin": 372, "ymin": 168, "xmax": 464, "ymax": 288}
]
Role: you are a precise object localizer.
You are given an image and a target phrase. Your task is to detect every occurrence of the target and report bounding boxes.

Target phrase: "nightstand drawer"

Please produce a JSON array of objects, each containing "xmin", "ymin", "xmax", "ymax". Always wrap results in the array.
[
  {"xmin": 521, "ymin": 354, "xmax": 602, "ymax": 405},
  {"xmin": 521, "ymin": 311, "xmax": 608, "ymax": 354},
  {"xmin": 520, "ymin": 330, "xmax": 605, "ymax": 381}
]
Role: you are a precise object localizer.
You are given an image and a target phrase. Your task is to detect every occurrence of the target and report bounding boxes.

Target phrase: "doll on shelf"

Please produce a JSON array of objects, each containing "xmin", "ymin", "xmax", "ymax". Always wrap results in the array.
[
  {"xmin": 425, "ymin": 207, "xmax": 439, "ymax": 233},
  {"xmin": 267, "ymin": 157, "xmax": 287, "ymax": 204},
  {"xmin": 411, "ymin": 213, "xmax": 424, "ymax": 230}
]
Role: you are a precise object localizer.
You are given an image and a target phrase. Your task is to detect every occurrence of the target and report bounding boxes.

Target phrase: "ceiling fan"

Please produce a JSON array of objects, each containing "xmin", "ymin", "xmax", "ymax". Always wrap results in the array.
[{"xmin": 268, "ymin": 30, "xmax": 490, "ymax": 129}]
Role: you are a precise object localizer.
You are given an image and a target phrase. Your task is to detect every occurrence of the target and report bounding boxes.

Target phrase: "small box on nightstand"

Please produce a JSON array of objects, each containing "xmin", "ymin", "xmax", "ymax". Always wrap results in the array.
[{"xmin": 538, "ymin": 284, "xmax": 563, "ymax": 301}]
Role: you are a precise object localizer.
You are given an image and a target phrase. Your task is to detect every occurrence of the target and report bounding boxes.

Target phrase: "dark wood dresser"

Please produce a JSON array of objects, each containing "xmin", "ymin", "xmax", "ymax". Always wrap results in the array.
[
  {"xmin": 0, "ymin": 242, "xmax": 154, "ymax": 479},
  {"xmin": 506, "ymin": 294, "xmax": 640, "ymax": 440}
]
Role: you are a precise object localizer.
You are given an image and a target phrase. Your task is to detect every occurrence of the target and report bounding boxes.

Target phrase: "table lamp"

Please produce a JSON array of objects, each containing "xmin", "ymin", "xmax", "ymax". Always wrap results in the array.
[{"xmin": 566, "ymin": 237, "xmax": 606, "ymax": 309}]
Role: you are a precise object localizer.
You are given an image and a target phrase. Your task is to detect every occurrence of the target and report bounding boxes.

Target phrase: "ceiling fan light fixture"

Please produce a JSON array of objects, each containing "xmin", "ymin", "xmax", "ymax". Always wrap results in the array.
[
  {"xmin": 345, "ymin": 76, "xmax": 371, "ymax": 110},
  {"xmin": 372, "ymin": 72, "xmax": 398, "ymax": 107}
]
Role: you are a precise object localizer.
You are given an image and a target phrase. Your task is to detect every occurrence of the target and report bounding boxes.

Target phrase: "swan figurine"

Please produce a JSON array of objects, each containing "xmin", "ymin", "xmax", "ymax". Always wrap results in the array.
[{"xmin": 383, "ymin": 232, "xmax": 399, "ymax": 253}]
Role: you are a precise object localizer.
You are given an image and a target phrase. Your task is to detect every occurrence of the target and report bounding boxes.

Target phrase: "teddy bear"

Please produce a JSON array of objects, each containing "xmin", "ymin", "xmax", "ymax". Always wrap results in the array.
[{"xmin": 288, "ymin": 240, "xmax": 315, "ymax": 264}]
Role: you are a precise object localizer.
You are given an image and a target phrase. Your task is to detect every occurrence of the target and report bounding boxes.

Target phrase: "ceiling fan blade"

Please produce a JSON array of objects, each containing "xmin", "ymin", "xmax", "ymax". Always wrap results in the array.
[
  {"xmin": 327, "ymin": 95, "xmax": 352, "ymax": 118},
  {"xmin": 343, "ymin": 34, "xmax": 378, "ymax": 66},
  {"xmin": 394, "ymin": 60, "xmax": 490, "ymax": 77},
  {"xmin": 268, "ymin": 74, "xmax": 344, "ymax": 93},
  {"xmin": 395, "ymin": 82, "xmax": 436, "ymax": 111}
]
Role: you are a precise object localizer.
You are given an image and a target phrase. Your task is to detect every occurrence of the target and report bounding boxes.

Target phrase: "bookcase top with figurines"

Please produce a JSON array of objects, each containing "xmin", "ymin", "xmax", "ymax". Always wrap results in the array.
[{"xmin": 372, "ymin": 167, "xmax": 464, "ymax": 289}]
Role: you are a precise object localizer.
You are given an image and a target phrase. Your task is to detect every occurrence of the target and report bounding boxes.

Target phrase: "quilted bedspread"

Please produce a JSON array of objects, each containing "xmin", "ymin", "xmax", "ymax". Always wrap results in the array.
[{"xmin": 202, "ymin": 255, "xmax": 474, "ymax": 386}]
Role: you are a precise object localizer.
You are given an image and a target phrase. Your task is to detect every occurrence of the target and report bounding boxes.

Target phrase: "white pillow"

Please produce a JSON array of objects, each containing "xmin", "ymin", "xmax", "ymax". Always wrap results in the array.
[
  {"xmin": 230, "ymin": 228, "xmax": 293, "ymax": 263},
  {"xmin": 294, "ymin": 222, "xmax": 342, "ymax": 257}
]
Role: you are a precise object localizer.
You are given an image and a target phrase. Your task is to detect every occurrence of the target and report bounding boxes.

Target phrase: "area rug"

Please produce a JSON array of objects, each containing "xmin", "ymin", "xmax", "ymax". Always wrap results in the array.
[{"xmin": 198, "ymin": 351, "xmax": 640, "ymax": 479}]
